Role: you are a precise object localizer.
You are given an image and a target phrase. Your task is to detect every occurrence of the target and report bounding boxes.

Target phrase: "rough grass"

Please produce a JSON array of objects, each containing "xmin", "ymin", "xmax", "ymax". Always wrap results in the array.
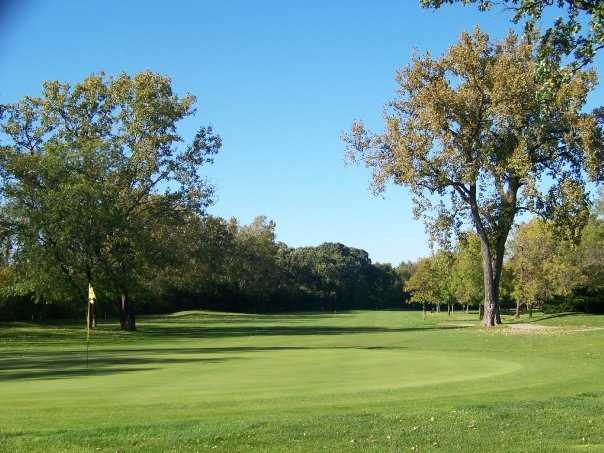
[{"xmin": 1, "ymin": 310, "xmax": 603, "ymax": 452}]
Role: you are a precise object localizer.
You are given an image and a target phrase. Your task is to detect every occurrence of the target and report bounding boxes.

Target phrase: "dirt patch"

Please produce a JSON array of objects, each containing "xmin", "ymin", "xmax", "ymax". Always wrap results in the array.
[
  {"xmin": 565, "ymin": 327, "xmax": 604, "ymax": 334},
  {"xmin": 503, "ymin": 323, "xmax": 604, "ymax": 335},
  {"xmin": 439, "ymin": 322, "xmax": 477, "ymax": 328},
  {"xmin": 508, "ymin": 323, "xmax": 557, "ymax": 333}
]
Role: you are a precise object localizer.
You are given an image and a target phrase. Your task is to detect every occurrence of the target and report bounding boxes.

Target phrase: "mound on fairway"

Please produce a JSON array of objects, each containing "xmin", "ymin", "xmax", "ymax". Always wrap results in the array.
[{"xmin": 1, "ymin": 310, "xmax": 603, "ymax": 452}]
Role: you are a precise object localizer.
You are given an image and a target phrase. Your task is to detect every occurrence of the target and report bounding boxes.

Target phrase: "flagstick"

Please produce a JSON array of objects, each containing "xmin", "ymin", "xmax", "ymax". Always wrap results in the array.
[
  {"xmin": 85, "ymin": 282, "xmax": 96, "ymax": 370},
  {"xmin": 86, "ymin": 297, "xmax": 90, "ymax": 369}
]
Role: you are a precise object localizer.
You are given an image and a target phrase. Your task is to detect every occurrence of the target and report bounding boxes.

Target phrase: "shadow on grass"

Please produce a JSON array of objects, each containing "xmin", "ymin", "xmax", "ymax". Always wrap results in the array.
[
  {"xmin": 1, "ymin": 344, "xmax": 411, "ymax": 363},
  {"xmin": 0, "ymin": 341, "xmax": 419, "ymax": 381},
  {"xmin": 0, "ymin": 323, "xmax": 468, "ymax": 344},
  {"xmin": 160, "ymin": 312, "xmax": 357, "ymax": 322},
  {"xmin": 526, "ymin": 312, "xmax": 583, "ymax": 323},
  {"xmin": 0, "ymin": 311, "xmax": 354, "ymax": 330},
  {"xmin": 137, "ymin": 324, "xmax": 467, "ymax": 340},
  {"xmin": 0, "ymin": 355, "xmax": 238, "ymax": 381}
]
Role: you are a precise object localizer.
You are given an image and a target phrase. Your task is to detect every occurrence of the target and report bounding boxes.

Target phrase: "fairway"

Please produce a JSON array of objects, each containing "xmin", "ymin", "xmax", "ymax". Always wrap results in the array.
[{"xmin": 1, "ymin": 311, "xmax": 604, "ymax": 452}]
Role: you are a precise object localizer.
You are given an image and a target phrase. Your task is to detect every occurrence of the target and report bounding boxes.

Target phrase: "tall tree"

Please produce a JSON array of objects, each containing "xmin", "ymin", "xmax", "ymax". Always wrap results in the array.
[
  {"xmin": 0, "ymin": 71, "xmax": 221, "ymax": 329},
  {"xmin": 344, "ymin": 29, "xmax": 602, "ymax": 326}
]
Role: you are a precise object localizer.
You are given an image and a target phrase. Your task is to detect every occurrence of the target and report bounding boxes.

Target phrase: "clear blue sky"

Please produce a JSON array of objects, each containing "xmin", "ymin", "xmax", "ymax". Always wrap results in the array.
[{"xmin": 1, "ymin": 1, "xmax": 601, "ymax": 264}]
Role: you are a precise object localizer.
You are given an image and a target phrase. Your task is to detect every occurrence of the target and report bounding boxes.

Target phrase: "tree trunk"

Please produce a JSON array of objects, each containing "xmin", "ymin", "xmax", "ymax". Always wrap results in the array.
[
  {"xmin": 479, "ymin": 246, "xmax": 498, "ymax": 327},
  {"xmin": 529, "ymin": 304, "xmax": 533, "ymax": 318},
  {"xmin": 479, "ymin": 303, "xmax": 484, "ymax": 320},
  {"xmin": 515, "ymin": 300, "xmax": 521, "ymax": 318},
  {"xmin": 476, "ymin": 230, "xmax": 506, "ymax": 327},
  {"xmin": 452, "ymin": 303, "xmax": 455, "ymax": 315},
  {"xmin": 469, "ymin": 184, "xmax": 516, "ymax": 328},
  {"xmin": 119, "ymin": 291, "xmax": 136, "ymax": 331},
  {"xmin": 422, "ymin": 303, "xmax": 426, "ymax": 320}
]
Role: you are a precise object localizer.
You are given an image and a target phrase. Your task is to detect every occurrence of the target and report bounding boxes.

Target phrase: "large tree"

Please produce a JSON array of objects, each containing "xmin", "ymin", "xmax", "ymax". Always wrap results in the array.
[
  {"xmin": 344, "ymin": 29, "xmax": 602, "ymax": 326},
  {"xmin": 0, "ymin": 71, "xmax": 221, "ymax": 329}
]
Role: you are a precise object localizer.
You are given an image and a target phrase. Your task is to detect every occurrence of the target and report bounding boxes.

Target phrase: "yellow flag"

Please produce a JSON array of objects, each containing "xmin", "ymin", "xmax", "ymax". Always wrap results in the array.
[{"xmin": 88, "ymin": 283, "xmax": 96, "ymax": 304}]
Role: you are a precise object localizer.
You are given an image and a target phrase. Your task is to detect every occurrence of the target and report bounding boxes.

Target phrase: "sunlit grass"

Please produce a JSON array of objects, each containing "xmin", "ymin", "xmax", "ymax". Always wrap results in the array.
[{"xmin": 1, "ymin": 310, "xmax": 603, "ymax": 452}]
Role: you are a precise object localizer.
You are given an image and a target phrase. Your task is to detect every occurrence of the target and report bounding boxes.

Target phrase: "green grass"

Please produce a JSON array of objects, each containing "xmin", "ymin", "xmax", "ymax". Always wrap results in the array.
[{"xmin": 1, "ymin": 310, "xmax": 603, "ymax": 452}]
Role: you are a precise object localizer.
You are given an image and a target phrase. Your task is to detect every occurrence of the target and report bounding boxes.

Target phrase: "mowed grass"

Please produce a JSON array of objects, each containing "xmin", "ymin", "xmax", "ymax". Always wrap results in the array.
[{"xmin": 1, "ymin": 310, "xmax": 603, "ymax": 452}]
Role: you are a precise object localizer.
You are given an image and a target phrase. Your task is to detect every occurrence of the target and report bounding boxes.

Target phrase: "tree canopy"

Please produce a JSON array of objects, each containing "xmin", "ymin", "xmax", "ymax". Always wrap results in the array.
[{"xmin": 0, "ymin": 71, "xmax": 221, "ymax": 329}]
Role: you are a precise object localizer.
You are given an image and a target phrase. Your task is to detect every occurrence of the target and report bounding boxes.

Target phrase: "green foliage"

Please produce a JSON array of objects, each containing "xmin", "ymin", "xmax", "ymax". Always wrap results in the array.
[
  {"xmin": 421, "ymin": 0, "xmax": 604, "ymax": 72},
  {"xmin": 405, "ymin": 251, "xmax": 453, "ymax": 307},
  {"xmin": 509, "ymin": 192, "xmax": 604, "ymax": 312},
  {"xmin": 0, "ymin": 72, "xmax": 221, "ymax": 325},
  {"xmin": 451, "ymin": 233, "xmax": 483, "ymax": 308}
]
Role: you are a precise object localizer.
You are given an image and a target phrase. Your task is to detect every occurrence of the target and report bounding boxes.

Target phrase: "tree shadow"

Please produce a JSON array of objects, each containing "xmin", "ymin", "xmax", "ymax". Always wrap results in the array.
[
  {"xmin": 0, "ymin": 344, "xmax": 411, "ymax": 363},
  {"xmin": 0, "ymin": 341, "xmax": 419, "ymax": 382},
  {"xmin": 0, "ymin": 354, "xmax": 239, "ymax": 382},
  {"xmin": 149, "ymin": 312, "xmax": 358, "ymax": 326},
  {"xmin": 137, "ymin": 324, "xmax": 467, "ymax": 340},
  {"xmin": 525, "ymin": 312, "xmax": 583, "ymax": 323},
  {"xmin": 0, "ymin": 322, "xmax": 469, "ymax": 345}
]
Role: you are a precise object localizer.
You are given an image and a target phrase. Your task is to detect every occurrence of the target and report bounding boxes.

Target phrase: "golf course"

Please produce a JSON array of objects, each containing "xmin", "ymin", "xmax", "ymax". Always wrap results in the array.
[{"xmin": 1, "ymin": 310, "xmax": 603, "ymax": 452}]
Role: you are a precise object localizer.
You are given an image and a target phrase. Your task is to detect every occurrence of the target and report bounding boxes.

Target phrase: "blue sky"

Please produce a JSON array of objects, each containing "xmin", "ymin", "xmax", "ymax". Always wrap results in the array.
[{"xmin": 1, "ymin": 1, "xmax": 602, "ymax": 264}]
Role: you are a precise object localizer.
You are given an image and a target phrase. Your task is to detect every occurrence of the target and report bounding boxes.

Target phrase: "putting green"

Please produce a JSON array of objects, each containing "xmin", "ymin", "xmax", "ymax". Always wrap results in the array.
[{"xmin": 1, "ymin": 348, "xmax": 521, "ymax": 405}]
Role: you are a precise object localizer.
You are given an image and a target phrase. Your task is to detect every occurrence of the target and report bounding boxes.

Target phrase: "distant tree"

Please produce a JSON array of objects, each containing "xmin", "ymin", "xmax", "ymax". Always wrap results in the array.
[
  {"xmin": 368, "ymin": 262, "xmax": 405, "ymax": 309},
  {"xmin": 171, "ymin": 215, "xmax": 238, "ymax": 302},
  {"xmin": 431, "ymin": 250, "xmax": 457, "ymax": 315},
  {"xmin": 405, "ymin": 257, "xmax": 441, "ymax": 319},
  {"xmin": 578, "ymin": 190, "xmax": 604, "ymax": 289},
  {"xmin": 227, "ymin": 216, "xmax": 282, "ymax": 313},
  {"xmin": 421, "ymin": 0, "xmax": 604, "ymax": 72},
  {"xmin": 344, "ymin": 29, "xmax": 602, "ymax": 326},
  {"xmin": 451, "ymin": 233, "xmax": 483, "ymax": 316},
  {"xmin": 508, "ymin": 219, "xmax": 580, "ymax": 316},
  {"xmin": 396, "ymin": 261, "xmax": 416, "ymax": 287}
]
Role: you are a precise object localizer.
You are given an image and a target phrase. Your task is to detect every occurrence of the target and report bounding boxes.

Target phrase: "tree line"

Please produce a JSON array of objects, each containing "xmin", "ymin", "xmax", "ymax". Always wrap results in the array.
[
  {"xmin": 0, "ymin": 211, "xmax": 416, "ymax": 323},
  {"xmin": 0, "ymin": 72, "xmax": 419, "ymax": 327}
]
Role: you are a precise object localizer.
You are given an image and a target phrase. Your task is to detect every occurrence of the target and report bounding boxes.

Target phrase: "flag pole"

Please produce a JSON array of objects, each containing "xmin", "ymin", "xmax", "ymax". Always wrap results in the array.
[
  {"xmin": 86, "ymin": 293, "xmax": 90, "ymax": 369},
  {"xmin": 86, "ymin": 282, "xmax": 96, "ymax": 369}
]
